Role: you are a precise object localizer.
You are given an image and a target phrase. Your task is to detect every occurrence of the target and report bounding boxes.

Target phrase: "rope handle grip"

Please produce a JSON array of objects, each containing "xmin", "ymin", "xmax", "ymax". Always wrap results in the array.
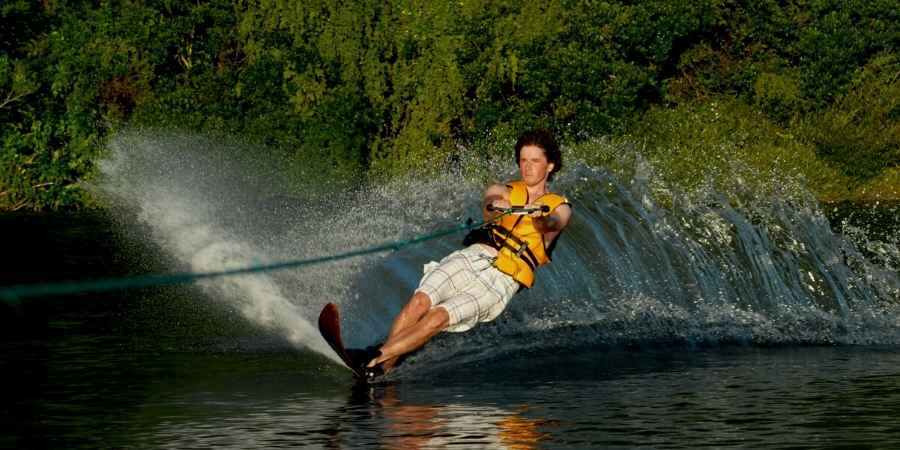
[{"xmin": 486, "ymin": 204, "xmax": 550, "ymax": 215}]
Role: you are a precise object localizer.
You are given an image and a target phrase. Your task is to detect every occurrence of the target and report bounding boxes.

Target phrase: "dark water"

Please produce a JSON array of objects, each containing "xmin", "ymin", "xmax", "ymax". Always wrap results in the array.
[
  {"xmin": 3, "ymin": 132, "xmax": 899, "ymax": 448},
  {"xmin": 3, "ymin": 211, "xmax": 900, "ymax": 450}
]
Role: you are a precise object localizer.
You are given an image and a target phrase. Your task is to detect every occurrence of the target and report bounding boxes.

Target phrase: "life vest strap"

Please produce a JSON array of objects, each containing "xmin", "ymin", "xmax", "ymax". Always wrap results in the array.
[{"xmin": 489, "ymin": 225, "xmax": 539, "ymax": 270}]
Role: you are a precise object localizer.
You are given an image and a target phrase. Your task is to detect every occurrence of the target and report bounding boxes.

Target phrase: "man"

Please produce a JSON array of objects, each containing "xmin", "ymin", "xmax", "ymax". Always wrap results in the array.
[{"xmin": 364, "ymin": 129, "xmax": 572, "ymax": 377}]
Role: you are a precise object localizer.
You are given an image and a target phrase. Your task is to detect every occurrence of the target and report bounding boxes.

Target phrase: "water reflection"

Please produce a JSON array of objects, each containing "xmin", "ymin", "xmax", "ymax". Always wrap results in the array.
[
  {"xmin": 142, "ymin": 381, "xmax": 551, "ymax": 449},
  {"xmin": 366, "ymin": 385, "xmax": 550, "ymax": 450},
  {"xmin": 10, "ymin": 326, "xmax": 900, "ymax": 450}
]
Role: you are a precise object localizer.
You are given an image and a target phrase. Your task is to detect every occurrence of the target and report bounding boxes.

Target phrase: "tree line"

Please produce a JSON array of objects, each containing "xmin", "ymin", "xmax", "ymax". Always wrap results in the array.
[{"xmin": 1, "ymin": 0, "xmax": 897, "ymax": 210}]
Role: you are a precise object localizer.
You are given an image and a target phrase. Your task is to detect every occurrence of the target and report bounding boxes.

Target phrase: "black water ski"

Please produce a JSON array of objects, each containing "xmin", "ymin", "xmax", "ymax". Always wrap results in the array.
[{"xmin": 318, "ymin": 303, "xmax": 380, "ymax": 382}]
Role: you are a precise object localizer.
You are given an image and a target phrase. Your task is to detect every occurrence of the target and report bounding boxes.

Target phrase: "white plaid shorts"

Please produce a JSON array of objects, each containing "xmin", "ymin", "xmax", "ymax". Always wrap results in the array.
[{"xmin": 416, "ymin": 244, "xmax": 520, "ymax": 332}]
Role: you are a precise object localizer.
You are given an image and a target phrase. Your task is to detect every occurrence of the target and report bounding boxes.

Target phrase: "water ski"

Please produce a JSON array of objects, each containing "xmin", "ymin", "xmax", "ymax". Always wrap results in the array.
[{"xmin": 317, "ymin": 303, "xmax": 382, "ymax": 382}]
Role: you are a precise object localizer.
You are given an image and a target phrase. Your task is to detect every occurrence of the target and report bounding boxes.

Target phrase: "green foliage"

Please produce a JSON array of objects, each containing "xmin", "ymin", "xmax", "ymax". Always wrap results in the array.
[
  {"xmin": 1, "ymin": 0, "xmax": 240, "ymax": 210},
  {"xmin": 0, "ymin": 0, "xmax": 52, "ymax": 55},
  {"xmin": 663, "ymin": 0, "xmax": 797, "ymax": 104},
  {"xmin": 1, "ymin": 0, "xmax": 898, "ymax": 210},
  {"xmin": 666, "ymin": 0, "xmax": 898, "ymax": 111},
  {"xmin": 0, "ymin": 55, "xmax": 38, "ymax": 117},
  {"xmin": 752, "ymin": 69, "xmax": 803, "ymax": 125},
  {"xmin": 855, "ymin": 167, "xmax": 900, "ymax": 201},
  {"xmin": 590, "ymin": 98, "xmax": 850, "ymax": 204},
  {"xmin": 236, "ymin": 0, "xmax": 682, "ymax": 174},
  {"xmin": 795, "ymin": 0, "xmax": 900, "ymax": 107},
  {"xmin": 798, "ymin": 52, "xmax": 900, "ymax": 181}
]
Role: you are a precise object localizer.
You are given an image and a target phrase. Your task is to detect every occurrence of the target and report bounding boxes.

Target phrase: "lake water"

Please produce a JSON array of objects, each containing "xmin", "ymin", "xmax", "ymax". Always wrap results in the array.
[
  {"xmin": 2, "ymin": 133, "xmax": 899, "ymax": 448},
  {"xmin": 2, "ymin": 207, "xmax": 899, "ymax": 449}
]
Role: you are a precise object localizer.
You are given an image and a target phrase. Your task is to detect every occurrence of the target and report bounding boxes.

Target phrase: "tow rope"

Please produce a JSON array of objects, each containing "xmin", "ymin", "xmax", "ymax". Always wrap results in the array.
[{"xmin": 0, "ymin": 207, "xmax": 541, "ymax": 302}]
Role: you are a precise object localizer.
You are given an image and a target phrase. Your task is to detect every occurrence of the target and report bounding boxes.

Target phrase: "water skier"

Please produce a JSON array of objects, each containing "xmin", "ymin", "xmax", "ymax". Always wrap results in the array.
[{"xmin": 362, "ymin": 129, "xmax": 573, "ymax": 378}]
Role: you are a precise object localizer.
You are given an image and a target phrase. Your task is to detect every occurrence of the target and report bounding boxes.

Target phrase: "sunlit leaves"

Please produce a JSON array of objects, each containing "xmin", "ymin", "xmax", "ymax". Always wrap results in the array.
[{"xmin": 1, "ymin": 0, "xmax": 898, "ymax": 210}]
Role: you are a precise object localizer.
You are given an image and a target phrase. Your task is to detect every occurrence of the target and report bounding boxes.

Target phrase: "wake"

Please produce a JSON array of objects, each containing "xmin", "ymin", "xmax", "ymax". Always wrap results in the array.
[{"xmin": 96, "ymin": 130, "xmax": 900, "ymax": 374}]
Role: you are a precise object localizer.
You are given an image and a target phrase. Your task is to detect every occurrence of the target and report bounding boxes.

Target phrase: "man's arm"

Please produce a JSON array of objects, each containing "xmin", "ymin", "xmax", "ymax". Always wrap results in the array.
[{"xmin": 532, "ymin": 203, "xmax": 572, "ymax": 236}]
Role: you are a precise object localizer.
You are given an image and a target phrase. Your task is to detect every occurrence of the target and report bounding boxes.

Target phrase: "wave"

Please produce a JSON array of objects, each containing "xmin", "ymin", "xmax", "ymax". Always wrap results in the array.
[{"xmin": 96, "ymin": 129, "xmax": 900, "ymax": 376}]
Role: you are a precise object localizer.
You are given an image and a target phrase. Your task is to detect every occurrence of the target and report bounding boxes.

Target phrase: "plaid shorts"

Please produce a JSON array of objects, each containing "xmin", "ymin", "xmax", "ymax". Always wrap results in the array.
[{"xmin": 416, "ymin": 244, "xmax": 520, "ymax": 332}]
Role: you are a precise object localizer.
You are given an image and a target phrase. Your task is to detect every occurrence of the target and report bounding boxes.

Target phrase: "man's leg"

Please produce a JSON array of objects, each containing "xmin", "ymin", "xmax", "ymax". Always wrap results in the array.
[
  {"xmin": 369, "ymin": 291, "xmax": 433, "ymax": 372},
  {"xmin": 370, "ymin": 306, "xmax": 449, "ymax": 371},
  {"xmin": 385, "ymin": 292, "xmax": 433, "ymax": 341}
]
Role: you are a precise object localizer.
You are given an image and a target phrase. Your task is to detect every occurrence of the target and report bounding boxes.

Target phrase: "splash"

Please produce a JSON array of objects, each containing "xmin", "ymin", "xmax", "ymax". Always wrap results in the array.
[
  {"xmin": 96, "ymin": 129, "xmax": 900, "ymax": 370},
  {"xmin": 97, "ymin": 130, "xmax": 363, "ymax": 360},
  {"xmin": 96, "ymin": 129, "xmax": 495, "ymax": 359}
]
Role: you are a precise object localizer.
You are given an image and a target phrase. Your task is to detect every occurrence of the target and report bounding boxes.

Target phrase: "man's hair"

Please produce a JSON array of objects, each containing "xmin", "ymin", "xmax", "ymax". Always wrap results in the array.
[{"xmin": 514, "ymin": 128, "xmax": 562, "ymax": 181}]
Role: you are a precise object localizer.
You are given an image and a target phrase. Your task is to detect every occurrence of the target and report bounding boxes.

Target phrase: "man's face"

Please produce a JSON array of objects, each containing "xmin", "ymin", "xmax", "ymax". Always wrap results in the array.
[{"xmin": 518, "ymin": 145, "xmax": 555, "ymax": 186}]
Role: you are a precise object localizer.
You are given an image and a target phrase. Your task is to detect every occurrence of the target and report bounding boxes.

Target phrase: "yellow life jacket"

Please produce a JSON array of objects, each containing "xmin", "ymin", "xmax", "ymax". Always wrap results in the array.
[{"xmin": 489, "ymin": 180, "xmax": 569, "ymax": 288}]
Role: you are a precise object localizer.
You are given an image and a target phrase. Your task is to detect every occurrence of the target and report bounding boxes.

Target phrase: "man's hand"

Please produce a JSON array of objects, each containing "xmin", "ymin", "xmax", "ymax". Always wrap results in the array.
[
  {"xmin": 483, "ymin": 184, "xmax": 510, "ymax": 221},
  {"xmin": 525, "ymin": 201, "xmax": 548, "ymax": 218},
  {"xmin": 489, "ymin": 198, "xmax": 512, "ymax": 211}
]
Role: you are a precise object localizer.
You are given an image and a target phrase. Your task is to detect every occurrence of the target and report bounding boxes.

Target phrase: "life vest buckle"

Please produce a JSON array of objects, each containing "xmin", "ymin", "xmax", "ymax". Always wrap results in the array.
[{"xmin": 515, "ymin": 243, "xmax": 528, "ymax": 257}]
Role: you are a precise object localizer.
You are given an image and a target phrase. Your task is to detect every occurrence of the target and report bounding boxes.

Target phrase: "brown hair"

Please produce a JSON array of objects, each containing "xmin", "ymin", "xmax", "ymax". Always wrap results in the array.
[{"xmin": 514, "ymin": 128, "xmax": 562, "ymax": 181}]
